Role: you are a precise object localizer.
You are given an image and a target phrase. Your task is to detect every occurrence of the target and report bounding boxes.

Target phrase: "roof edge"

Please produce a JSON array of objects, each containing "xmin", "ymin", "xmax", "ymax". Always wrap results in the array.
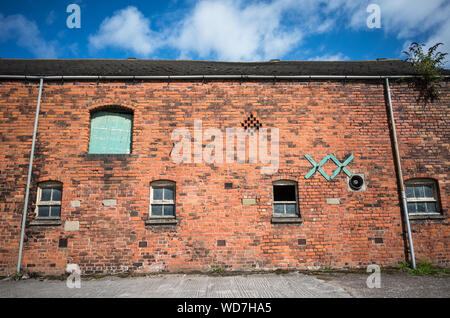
[{"xmin": 1, "ymin": 74, "xmax": 449, "ymax": 80}]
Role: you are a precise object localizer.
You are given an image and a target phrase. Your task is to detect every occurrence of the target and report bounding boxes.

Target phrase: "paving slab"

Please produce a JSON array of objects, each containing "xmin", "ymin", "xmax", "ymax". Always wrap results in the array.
[
  {"xmin": 310, "ymin": 272, "xmax": 450, "ymax": 298},
  {"xmin": 0, "ymin": 272, "xmax": 448, "ymax": 298},
  {"xmin": 0, "ymin": 273, "xmax": 350, "ymax": 298}
]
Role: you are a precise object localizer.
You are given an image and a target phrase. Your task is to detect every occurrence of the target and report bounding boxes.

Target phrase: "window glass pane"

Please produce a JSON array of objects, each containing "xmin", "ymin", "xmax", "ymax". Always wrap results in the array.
[
  {"xmin": 52, "ymin": 188, "xmax": 62, "ymax": 201},
  {"xmin": 285, "ymin": 204, "xmax": 296, "ymax": 215},
  {"xmin": 41, "ymin": 188, "xmax": 52, "ymax": 201},
  {"xmin": 50, "ymin": 206, "xmax": 61, "ymax": 217},
  {"xmin": 153, "ymin": 188, "xmax": 163, "ymax": 201},
  {"xmin": 89, "ymin": 112, "xmax": 109, "ymax": 154},
  {"xmin": 151, "ymin": 205, "xmax": 163, "ymax": 216},
  {"xmin": 426, "ymin": 202, "xmax": 437, "ymax": 213},
  {"xmin": 38, "ymin": 206, "xmax": 50, "ymax": 217},
  {"xmin": 274, "ymin": 185, "xmax": 296, "ymax": 202},
  {"xmin": 164, "ymin": 187, "xmax": 174, "ymax": 201},
  {"xmin": 274, "ymin": 204, "xmax": 285, "ymax": 214},
  {"xmin": 423, "ymin": 185, "xmax": 434, "ymax": 198},
  {"xmin": 407, "ymin": 202, "xmax": 417, "ymax": 213},
  {"xmin": 89, "ymin": 111, "xmax": 132, "ymax": 154},
  {"xmin": 406, "ymin": 186, "xmax": 414, "ymax": 198},
  {"xmin": 416, "ymin": 202, "xmax": 426, "ymax": 212},
  {"xmin": 414, "ymin": 186, "xmax": 424, "ymax": 198},
  {"xmin": 163, "ymin": 205, "xmax": 174, "ymax": 216}
]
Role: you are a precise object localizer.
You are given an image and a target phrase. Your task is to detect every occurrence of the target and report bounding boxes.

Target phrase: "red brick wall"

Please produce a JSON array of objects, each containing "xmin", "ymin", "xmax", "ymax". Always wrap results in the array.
[
  {"xmin": 389, "ymin": 81, "xmax": 450, "ymax": 266},
  {"xmin": 0, "ymin": 82, "xmax": 43, "ymax": 274},
  {"xmin": 0, "ymin": 79, "xmax": 447, "ymax": 276}
]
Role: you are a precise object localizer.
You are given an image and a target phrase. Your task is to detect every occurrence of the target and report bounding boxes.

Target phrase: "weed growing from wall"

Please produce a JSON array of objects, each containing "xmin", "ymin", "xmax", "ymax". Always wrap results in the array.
[{"xmin": 403, "ymin": 42, "xmax": 448, "ymax": 104}]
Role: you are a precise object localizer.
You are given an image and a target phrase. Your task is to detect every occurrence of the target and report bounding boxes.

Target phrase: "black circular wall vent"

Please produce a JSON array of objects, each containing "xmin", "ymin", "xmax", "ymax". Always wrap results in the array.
[{"xmin": 349, "ymin": 175, "xmax": 364, "ymax": 191}]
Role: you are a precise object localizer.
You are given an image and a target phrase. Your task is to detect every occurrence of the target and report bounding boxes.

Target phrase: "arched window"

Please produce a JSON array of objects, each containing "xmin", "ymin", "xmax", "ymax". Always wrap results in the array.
[
  {"xmin": 89, "ymin": 107, "xmax": 133, "ymax": 154},
  {"xmin": 273, "ymin": 180, "xmax": 299, "ymax": 216},
  {"xmin": 35, "ymin": 181, "xmax": 63, "ymax": 218},
  {"xmin": 149, "ymin": 180, "xmax": 176, "ymax": 217},
  {"xmin": 405, "ymin": 178, "xmax": 441, "ymax": 214}
]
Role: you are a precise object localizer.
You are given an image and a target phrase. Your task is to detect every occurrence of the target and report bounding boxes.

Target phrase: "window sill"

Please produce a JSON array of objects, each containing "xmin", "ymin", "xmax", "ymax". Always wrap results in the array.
[
  {"xmin": 271, "ymin": 216, "xmax": 302, "ymax": 224},
  {"xmin": 145, "ymin": 217, "xmax": 178, "ymax": 226},
  {"xmin": 29, "ymin": 219, "xmax": 62, "ymax": 226},
  {"xmin": 83, "ymin": 153, "xmax": 136, "ymax": 160},
  {"xmin": 409, "ymin": 213, "xmax": 446, "ymax": 221}
]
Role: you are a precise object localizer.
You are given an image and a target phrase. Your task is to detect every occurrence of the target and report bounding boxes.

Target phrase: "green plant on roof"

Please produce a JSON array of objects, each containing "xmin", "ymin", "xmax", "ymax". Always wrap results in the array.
[{"xmin": 403, "ymin": 42, "xmax": 448, "ymax": 104}]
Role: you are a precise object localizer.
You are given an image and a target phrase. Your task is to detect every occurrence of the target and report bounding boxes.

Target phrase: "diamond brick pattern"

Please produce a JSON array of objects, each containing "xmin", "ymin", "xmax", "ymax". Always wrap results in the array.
[{"xmin": 241, "ymin": 113, "xmax": 262, "ymax": 135}]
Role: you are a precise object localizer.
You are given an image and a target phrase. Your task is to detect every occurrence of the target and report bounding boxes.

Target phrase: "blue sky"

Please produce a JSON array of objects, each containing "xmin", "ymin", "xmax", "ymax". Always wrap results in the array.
[{"xmin": 0, "ymin": 0, "xmax": 449, "ymax": 66}]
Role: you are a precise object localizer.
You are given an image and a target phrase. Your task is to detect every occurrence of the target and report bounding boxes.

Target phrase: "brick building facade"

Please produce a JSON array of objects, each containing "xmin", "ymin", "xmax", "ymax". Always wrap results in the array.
[{"xmin": 0, "ymin": 59, "xmax": 448, "ymax": 276}]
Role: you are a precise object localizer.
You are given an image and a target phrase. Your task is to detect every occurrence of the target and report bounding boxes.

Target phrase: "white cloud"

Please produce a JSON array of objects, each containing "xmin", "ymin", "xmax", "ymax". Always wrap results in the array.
[
  {"xmin": 313, "ymin": 0, "xmax": 450, "ymax": 65},
  {"xmin": 168, "ymin": 0, "xmax": 302, "ymax": 61},
  {"xmin": 0, "ymin": 13, "xmax": 58, "ymax": 58},
  {"xmin": 45, "ymin": 10, "xmax": 56, "ymax": 26},
  {"xmin": 377, "ymin": 0, "xmax": 448, "ymax": 39},
  {"xmin": 85, "ymin": 1, "xmax": 450, "ymax": 64},
  {"xmin": 370, "ymin": 0, "xmax": 450, "ymax": 67},
  {"xmin": 315, "ymin": 19, "xmax": 336, "ymax": 34},
  {"xmin": 307, "ymin": 53, "xmax": 350, "ymax": 61},
  {"xmin": 88, "ymin": 1, "xmax": 305, "ymax": 61},
  {"xmin": 425, "ymin": 19, "xmax": 450, "ymax": 68},
  {"xmin": 345, "ymin": 0, "xmax": 449, "ymax": 38},
  {"xmin": 89, "ymin": 6, "xmax": 162, "ymax": 56}
]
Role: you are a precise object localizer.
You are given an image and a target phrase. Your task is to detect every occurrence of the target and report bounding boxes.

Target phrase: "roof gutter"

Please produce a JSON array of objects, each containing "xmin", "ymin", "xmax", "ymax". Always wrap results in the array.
[{"xmin": 0, "ymin": 74, "xmax": 448, "ymax": 80}]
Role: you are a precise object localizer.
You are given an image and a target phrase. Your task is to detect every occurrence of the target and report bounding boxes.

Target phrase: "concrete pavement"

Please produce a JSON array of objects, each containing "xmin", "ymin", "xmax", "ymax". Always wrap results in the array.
[{"xmin": 0, "ymin": 272, "xmax": 448, "ymax": 298}]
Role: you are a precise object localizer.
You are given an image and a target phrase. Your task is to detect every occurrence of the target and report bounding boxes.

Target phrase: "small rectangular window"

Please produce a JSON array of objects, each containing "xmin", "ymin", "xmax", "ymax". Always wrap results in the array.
[
  {"xmin": 405, "ymin": 179, "xmax": 440, "ymax": 214},
  {"xmin": 36, "ymin": 182, "xmax": 62, "ymax": 218},
  {"xmin": 273, "ymin": 181, "xmax": 299, "ymax": 216},
  {"xmin": 150, "ymin": 181, "xmax": 175, "ymax": 217}
]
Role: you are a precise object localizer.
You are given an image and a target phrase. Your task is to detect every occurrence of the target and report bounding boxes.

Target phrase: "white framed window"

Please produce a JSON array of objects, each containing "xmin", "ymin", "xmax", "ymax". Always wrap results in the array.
[
  {"xmin": 273, "ymin": 180, "xmax": 299, "ymax": 216},
  {"xmin": 405, "ymin": 179, "xmax": 441, "ymax": 214},
  {"xmin": 35, "ymin": 181, "xmax": 62, "ymax": 218},
  {"xmin": 149, "ymin": 180, "xmax": 175, "ymax": 217}
]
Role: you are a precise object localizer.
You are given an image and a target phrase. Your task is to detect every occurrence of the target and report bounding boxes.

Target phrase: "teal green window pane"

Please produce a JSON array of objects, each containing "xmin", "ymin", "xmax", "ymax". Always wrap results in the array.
[{"xmin": 89, "ymin": 111, "xmax": 132, "ymax": 154}]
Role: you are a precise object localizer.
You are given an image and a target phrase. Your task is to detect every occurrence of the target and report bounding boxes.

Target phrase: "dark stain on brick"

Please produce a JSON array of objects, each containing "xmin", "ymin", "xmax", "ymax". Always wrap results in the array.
[
  {"xmin": 374, "ymin": 238, "xmax": 383, "ymax": 244},
  {"xmin": 58, "ymin": 238, "xmax": 68, "ymax": 248}
]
